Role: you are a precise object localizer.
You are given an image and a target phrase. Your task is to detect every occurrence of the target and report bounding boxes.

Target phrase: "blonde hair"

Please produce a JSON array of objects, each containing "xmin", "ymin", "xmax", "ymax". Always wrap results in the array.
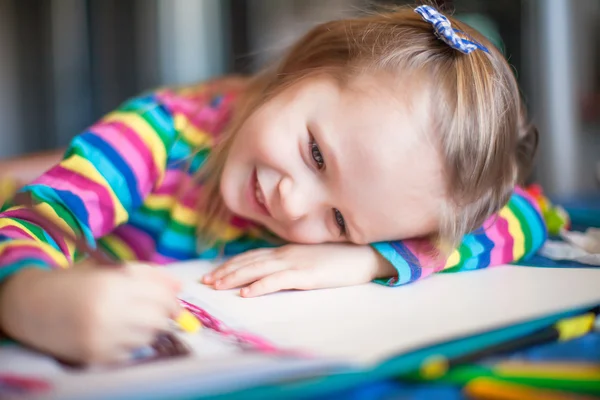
[{"xmin": 197, "ymin": 4, "xmax": 538, "ymax": 251}]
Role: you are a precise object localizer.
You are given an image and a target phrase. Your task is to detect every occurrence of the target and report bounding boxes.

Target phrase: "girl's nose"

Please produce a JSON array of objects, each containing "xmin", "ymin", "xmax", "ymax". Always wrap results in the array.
[{"xmin": 277, "ymin": 176, "xmax": 313, "ymax": 222}]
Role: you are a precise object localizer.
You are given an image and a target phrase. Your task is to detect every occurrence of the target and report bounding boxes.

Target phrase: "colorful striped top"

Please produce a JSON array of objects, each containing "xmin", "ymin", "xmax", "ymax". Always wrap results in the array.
[{"xmin": 0, "ymin": 78, "xmax": 548, "ymax": 286}]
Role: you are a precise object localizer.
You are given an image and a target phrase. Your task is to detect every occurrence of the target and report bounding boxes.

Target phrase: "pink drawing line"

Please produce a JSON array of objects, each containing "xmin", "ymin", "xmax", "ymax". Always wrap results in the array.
[
  {"xmin": 0, "ymin": 374, "xmax": 52, "ymax": 394},
  {"xmin": 179, "ymin": 299, "xmax": 305, "ymax": 357}
]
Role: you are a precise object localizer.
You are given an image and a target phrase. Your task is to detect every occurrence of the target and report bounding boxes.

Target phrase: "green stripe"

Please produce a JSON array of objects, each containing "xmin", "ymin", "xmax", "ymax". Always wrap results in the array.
[
  {"xmin": 167, "ymin": 219, "xmax": 196, "ymax": 235},
  {"xmin": 12, "ymin": 218, "xmax": 48, "ymax": 242},
  {"xmin": 441, "ymin": 242, "xmax": 473, "ymax": 273},
  {"xmin": 97, "ymin": 238, "xmax": 122, "ymax": 261},
  {"xmin": 507, "ymin": 198, "xmax": 532, "ymax": 258},
  {"xmin": 138, "ymin": 205, "xmax": 171, "ymax": 222},
  {"xmin": 123, "ymin": 101, "xmax": 176, "ymax": 151},
  {"xmin": 33, "ymin": 195, "xmax": 85, "ymax": 238}
]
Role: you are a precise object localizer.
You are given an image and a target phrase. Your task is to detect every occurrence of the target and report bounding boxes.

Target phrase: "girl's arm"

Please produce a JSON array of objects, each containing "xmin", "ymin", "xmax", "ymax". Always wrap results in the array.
[
  {"xmin": 372, "ymin": 187, "xmax": 548, "ymax": 286},
  {"xmin": 0, "ymin": 93, "xmax": 177, "ymax": 283}
]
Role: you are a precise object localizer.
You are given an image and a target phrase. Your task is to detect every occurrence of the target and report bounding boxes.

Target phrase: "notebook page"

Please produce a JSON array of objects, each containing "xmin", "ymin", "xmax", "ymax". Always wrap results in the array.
[{"xmin": 169, "ymin": 261, "xmax": 600, "ymax": 367}]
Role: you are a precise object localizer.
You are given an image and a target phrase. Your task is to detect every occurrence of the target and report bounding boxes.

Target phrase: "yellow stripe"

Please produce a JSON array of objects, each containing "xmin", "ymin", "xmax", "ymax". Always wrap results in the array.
[
  {"xmin": 0, "ymin": 213, "xmax": 75, "ymax": 259},
  {"xmin": 103, "ymin": 111, "xmax": 167, "ymax": 185},
  {"xmin": 0, "ymin": 239, "xmax": 69, "ymax": 268},
  {"xmin": 99, "ymin": 234, "xmax": 136, "ymax": 261},
  {"xmin": 443, "ymin": 249, "xmax": 460, "ymax": 270},
  {"xmin": 171, "ymin": 205, "xmax": 199, "ymax": 227},
  {"xmin": 33, "ymin": 203, "xmax": 77, "ymax": 256},
  {"xmin": 144, "ymin": 194, "xmax": 176, "ymax": 211},
  {"xmin": 0, "ymin": 219, "xmax": 38, "ymax": 239},
  {"xmin": 174, "ymin": 114, "xmax": 214, "ymax": 148},
  {"xmin": 61, "ymin": 155, "xmax": 129, "ymax": 227},
  {"xmin": 171, "ymin": 205, "xmax": 242, "ymax": 241},
  {"xmin": 499, "ymin": 207, "xmax": 525, "ymax": 260}
]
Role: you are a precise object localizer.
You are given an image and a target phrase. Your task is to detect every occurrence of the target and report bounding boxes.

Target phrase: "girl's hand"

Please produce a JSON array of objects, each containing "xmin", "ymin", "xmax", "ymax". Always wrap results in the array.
[
  {"xmin": 0, "ymin": 263, "xmax": 181, "ymax": 364},
  {"xmin": 202, "ymin": 244, "xmax": 396, "ymax": 297}
]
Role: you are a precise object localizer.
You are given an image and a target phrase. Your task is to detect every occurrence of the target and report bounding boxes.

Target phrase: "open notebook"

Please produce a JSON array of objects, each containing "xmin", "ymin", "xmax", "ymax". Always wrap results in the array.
[{"xmin": 1, "ymin": 261, "xmax": 600, "ymax": 400}]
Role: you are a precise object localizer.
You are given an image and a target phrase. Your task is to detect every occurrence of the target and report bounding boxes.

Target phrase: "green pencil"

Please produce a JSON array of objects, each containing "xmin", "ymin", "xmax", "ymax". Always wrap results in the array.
[
  {"xmin": 425, "ymin": 363, "xmax": 600, "ymax": 396},
  {"xmin": 416, "ymin": 307, "xmax": 600, "ymax": 380}
]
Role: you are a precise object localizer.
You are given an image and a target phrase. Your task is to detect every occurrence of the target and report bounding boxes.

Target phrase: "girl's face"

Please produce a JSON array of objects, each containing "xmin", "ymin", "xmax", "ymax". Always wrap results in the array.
[{"xmin": 221, "ymin": 74, "xmax": 445, "ymax": 244}]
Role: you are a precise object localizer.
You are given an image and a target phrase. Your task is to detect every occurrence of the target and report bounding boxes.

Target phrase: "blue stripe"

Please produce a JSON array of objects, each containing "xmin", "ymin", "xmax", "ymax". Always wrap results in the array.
[
  {"xmin": 371, "ymin": 242, "xmax": 416, "ymax": 286},
  {"xmin": 475, "ymin": 230, "xmax": 494, "ymax": 269},
  {"xmin": 25, "ymin": 185, "xmax": 95, "ymax": 246},
  {"xmin": 69, "ymin": 134, "xmax": 133, "ymax": 209},
  {"xmin": 156, "ymin": 242, "xmax": 197, "ymax": 260},
  {"xmin": 390, "ymin": 241, "xmax": 423, "ymax": 282},
  {"xmin": 160, "ymin": 229, "xmax": 196, "ymax": 252},
  {"xmin": 128, "ymin": 212, "xmax": 167, "ymax": 238},
  {"xmin": 142, "ymin": 103, "xmax": 176, "ymax": 140},
  {"xmin": 459, "ymin": 234, "xmax": 485, "ymax": 271},
  {"xmin": 42, "ymin": 230, "xmax": 61, "ymax": 252},
  {"xmin": 169, "ymin": 140, "xmax": 192, "ymax": 163},
  {"xmin": 120, "ymin": 95, "xmax": 156, "ymax": 111},
  {"xmin": 81, "ymin": 132, "xmax": 142, "ymax": 207}
]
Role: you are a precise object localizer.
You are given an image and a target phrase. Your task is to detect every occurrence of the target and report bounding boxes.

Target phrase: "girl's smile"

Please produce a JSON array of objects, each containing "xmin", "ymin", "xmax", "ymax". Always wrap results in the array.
[{"xmin": 247, "ymin": 168, "xmax": 271, "ymax": 217}]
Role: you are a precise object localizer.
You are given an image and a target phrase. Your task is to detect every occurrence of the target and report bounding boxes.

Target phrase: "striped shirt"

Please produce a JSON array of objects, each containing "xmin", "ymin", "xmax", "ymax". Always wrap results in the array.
[{"xmin": 0, "ymin": 78, "xmax": 547, "ymax": 286}]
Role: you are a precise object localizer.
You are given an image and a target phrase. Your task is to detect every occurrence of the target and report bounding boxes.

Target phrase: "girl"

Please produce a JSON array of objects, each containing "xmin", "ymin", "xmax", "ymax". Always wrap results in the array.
[{"xmin": 0, "ymin": 5, "xmax": 545, "ymax": 364}]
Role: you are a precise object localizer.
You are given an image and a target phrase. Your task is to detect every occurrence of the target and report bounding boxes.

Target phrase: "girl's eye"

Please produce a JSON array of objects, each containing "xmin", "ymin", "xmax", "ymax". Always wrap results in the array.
[
  {"xmin": 309, "ymin": 138, "xmax": 325, "ymax": 170},
  {"xmin": 333, "ymin": 208, "xmax": 346, "ymax": 236}
]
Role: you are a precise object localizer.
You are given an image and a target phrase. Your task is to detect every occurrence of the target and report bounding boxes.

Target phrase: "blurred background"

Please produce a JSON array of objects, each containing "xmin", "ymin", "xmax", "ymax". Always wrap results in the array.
[{"xmin": 0, "ymin": 0, "xmax": 598, "ymax": 196}]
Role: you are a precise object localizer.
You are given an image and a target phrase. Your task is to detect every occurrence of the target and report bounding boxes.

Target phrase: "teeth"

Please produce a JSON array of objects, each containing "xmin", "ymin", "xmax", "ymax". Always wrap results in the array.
[{"xmin": 255, "ymin": 182, "xmax": 265, "ymax": 205}]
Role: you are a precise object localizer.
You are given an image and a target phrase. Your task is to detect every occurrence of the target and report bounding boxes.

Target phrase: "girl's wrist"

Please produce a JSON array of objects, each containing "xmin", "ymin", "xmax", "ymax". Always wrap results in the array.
[{"xmin": 370, "ymin": 249, "xmax": 397, "ymax": 280}]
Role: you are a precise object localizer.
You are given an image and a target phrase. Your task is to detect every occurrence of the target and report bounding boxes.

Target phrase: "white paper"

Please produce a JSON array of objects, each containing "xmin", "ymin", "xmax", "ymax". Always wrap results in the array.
[{"xmin": 168, "ymin": 260, "xmax": 600, "ymax": 366}]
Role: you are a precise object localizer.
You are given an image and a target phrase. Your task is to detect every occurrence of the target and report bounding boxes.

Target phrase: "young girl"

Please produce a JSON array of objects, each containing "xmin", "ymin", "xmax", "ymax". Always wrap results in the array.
[{"xmin": 0, "ymin": 5, "xmax": 545, "ymax": 364}]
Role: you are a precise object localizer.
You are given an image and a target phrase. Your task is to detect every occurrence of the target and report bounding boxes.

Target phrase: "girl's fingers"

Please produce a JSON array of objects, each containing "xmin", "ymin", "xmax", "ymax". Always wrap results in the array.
[
  {"xmin": 214, "ymin": 259, "xmax": 286, "ymax": 290},
  {"xmin": 203, "ymin": 249, "xmax": 273, "ymax": 284},
  {"xmin": 241, "ymin": 270, "xmax": 309, "ymax": 298}
]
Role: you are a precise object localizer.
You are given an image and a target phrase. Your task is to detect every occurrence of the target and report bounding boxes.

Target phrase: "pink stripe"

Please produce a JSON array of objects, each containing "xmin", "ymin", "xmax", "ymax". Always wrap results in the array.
[
  {"xmin": 108, "ymin": 120, "xmax": 160, "ymax": 193},
  {"xmin": 89, "ymin": 122, "xmax": 153, "ymax": 197},
  {"xmin": 485, "ymin": 215, "xmax": 513, "ymax": 265},
  {"xmin": 514, "ymin": 186, "xmax": 543, "ymax": 214},
  {"xmin": 0, "ymin": 225, "xmax": 38, "ymax": 240},
  {"xmin": 154, "ymin": 169, "xmax": 190, "ymax": 195},
  {"xmin": 402, "ymin": 238, "xmax": 446, "ymax": 272},
  {"xmin": 0, "ymin": 244, "xmax": 61, "ymax": 267},
  {"xmin": 230, "ymin": 216, "xmax": 259, "ymax": 230},
  {"xmin": 157, "ymin": 91, "xmax": 208, "ymax": 117},
  {"xmin": 156, "ymin": 92, "xmax": 223, "ymax": 136},
  {"xmin": 180, "ymin": 185, "xmax": 202, "ymax": 209},
  {"xmin": 111, "ymin": 225, "xmax": 157, "ymax": 261},
  {"xmin": 33, "ymin": 167, "xmax": 115, "ymax": 235}
]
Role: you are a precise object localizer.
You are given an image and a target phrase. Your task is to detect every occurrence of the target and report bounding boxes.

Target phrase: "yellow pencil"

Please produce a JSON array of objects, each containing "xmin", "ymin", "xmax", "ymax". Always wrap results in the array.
[{"xmin": 176, "ymin": 309, "xmax": 202, "ymax": 333}]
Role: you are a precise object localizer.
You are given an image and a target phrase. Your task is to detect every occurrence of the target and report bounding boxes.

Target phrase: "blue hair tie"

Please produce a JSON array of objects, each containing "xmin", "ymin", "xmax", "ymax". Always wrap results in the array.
[{"xmin": 414, "ymin": 5, "xmax": 489, "ymax": 54}]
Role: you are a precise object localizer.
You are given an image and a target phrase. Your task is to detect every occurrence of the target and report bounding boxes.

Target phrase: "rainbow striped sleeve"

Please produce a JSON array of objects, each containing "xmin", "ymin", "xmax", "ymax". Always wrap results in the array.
[
  {"xmin": 0, "ymin": 94, "xmax": 177, "ymax": 282},
  {"xmin": 372, "ymin": 187, "xmax": 548, "ymax": 286}
]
